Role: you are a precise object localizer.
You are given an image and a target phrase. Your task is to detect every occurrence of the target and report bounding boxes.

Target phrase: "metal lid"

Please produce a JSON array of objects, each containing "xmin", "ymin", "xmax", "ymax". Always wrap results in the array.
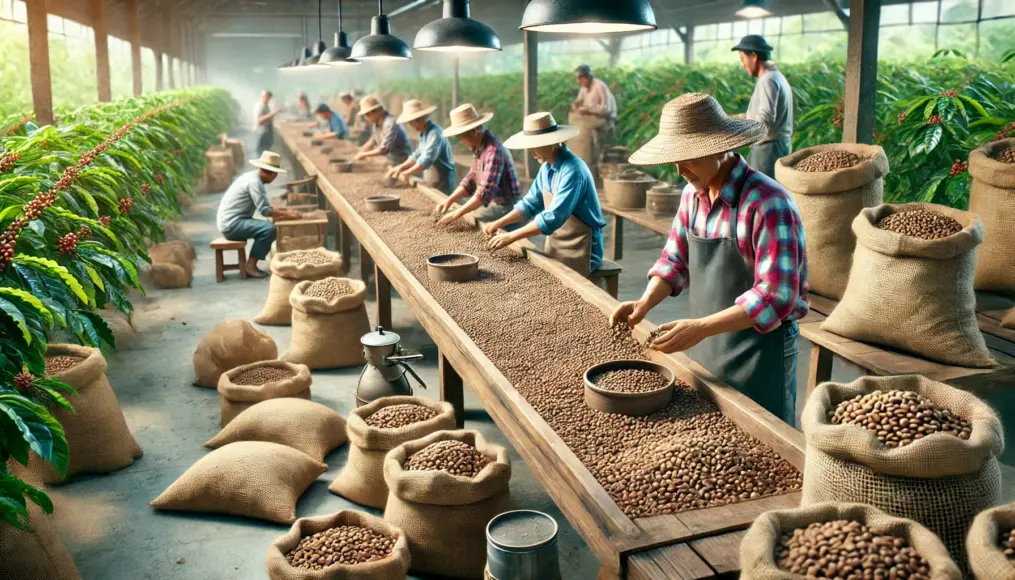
[
  {"xmin": 361, "ymin": 326, "xmax": 401, "ymax": 348},
  {"xmin": 487, "ymin": 510, "xmax": 559, "ymax": 551}
]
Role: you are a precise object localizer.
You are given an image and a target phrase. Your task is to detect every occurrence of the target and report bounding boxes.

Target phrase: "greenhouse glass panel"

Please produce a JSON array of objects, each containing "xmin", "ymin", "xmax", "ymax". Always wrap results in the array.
[
  {"xmin": 912, "ymin": 1, "xmax": 938, "ymax": 23},
  {"xmin": 937, "ymin": 23, "xmax": 977, "ymax": 56},
  {"xmin": 982, "ymin": 0, "xmax": 1015, "ymax": 18},
  {"xmin": 940, "ymin": 0, "xmax": 978, "ymax": 22},
  {"xmin": 881, "ymin": 4, "xmax": 910, "ymax": 25}
]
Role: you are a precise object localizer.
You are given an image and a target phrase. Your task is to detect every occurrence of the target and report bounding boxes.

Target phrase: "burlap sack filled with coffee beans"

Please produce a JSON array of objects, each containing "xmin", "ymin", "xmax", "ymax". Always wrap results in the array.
[
  {"xmin": 206, "ymin": 398, "xmax": 347, "ymax": 462},
  {"xmin": 28, "ymin": 344, "xmax": 143, "ymax": 484},
  {"xmin": 216, "ymin": 360, "xmax": 312, "ymax": 426},
  {"xmin": 147, "ymin": 240, "xmax": 196, "ymax": 289},
  {"xmin": 193, "ymin": 319, "xmax": 278, "ymax": 387},
  {"xmin": 822, "ymin": 203, "xmax": 996, "ymax": 368},
  {"xmin": 203, "ymin": 149, "xmax": 234, "ymax": 192},
  {"xmin": 148, "ymin": 240, "xmax": 196, "ymax": 269},
  {"xmin": 967, "ymin": 503, "xmax": 1015, "ymax": 580},
  {"xmin": 775, "ymin": 144, "xmax": 888, "ymax": 300},
  {"xmin": 0, "ymin": 501, "xmax": 81, "ymax": 580},
  {"xmin": 266, "ymin": 510, "xmax": 411, "ymax": 580},
  {"xmin": 969, "ymin": 138, "xmax": 1015, "ymax": 293},
  {"xmin": 801, "ymin": 375, "xmax": 1003, "ymax": 568},
  {"xmin": 330, "ymin": 396, "xmax": 455, "ymax": 509},
  {"xmin": 255, "ymin": 248, "xmax": 344, "ymax": 326},
  {"xmin": 383, "ymin": 430, "xmax": 512, "ymax": 579},
  {"xmin": 740, "ymin": 502, "xmax": 961, "ymax": 580},
  {"xmin": 285, "ymin": 278, "xmax": 370, "ymax": 369}
]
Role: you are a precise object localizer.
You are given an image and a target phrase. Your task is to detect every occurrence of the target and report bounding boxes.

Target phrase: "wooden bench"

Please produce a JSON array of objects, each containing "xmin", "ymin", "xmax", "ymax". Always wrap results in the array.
[
  {"xmin": 598, "ymin": 194, "xmax": 674, "ymax": 261},
  {"xmin": 274, "ymin": 211, "xmax": 331, "ymax": 253},
  {"xmin": 590, "ymin": 259, "xmax": 623, "ymax": 298},
  {"xmin": 209, "ymin": 238, "xmax": 247, "ymax": 283}
]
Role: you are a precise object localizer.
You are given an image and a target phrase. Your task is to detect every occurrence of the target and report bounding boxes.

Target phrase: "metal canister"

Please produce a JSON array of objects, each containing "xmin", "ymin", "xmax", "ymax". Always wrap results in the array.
[{"xmin": 486, "ymin": 510, "xmax": 561, "ymax": 580}]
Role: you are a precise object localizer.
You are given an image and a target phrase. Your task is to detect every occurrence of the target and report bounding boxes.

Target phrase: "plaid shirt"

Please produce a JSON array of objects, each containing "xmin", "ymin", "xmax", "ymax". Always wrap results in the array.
[
  {"xmin": 459, "ymin": 129, "xmax": 521, "ymax": 206},
  {"xmin": 648, "ymin": 154, "xmax": 809, "ymax": 333}
]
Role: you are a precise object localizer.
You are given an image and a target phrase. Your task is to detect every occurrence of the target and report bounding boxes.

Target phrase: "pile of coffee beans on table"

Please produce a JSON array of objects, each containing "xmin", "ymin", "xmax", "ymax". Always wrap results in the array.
[
  {"xmin": 364, "ymin": 403, "xmax": 438, "ymax": 429},
  {"xmin": 285, "ymin": 525, "xmax": 396, "ymax": 570},
  {"xmin": 434, "ymin": 256, "xmax": 476, "ymax": 266},
  {"xmin": 795, "ymin": 150, "xmax": 864, "ymax": 173},
  {"xmin": 304, "ymin": 278, "xmax": 355, "ymax": 299},
  {"xmin": 1000, "ymin": 527, "xmax": 1015, "ymax": 560},
  {"xmin": 232, "ymin": 365, "xmax": 297, "ymax": 386},
  {"xmin": 829, "ymin": 389, "xmax": 971, "ymax": 448},
  {"xmin": 594, "ymin": 369, "xmax": 670, "ymax": 393},
  {"xmin": 404, "ymin": 440, "xmax": 492, "ymax": 478},
  {"xmin": 776, "ymin": 520, "xmax": 931, "ymax": 579},
  {"xmin": 996, "ymin": 147, "xmax": 1015, "ymax": 165},
  {"xmin": 282, "ymin": 251, "xmax": 331, "ymax": 266},
  {"xmin": 875, "ymin": 210, "xmax": 963, "ymax": 240},
  {"xmin": 44, "ymin": 355, "xmax": 85, "ymax": 376}
]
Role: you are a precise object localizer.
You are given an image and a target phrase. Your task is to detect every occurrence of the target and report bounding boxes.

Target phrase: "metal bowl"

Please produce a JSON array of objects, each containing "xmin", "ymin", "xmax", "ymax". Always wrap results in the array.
[
  {"xmin": 583, "ymin": 359, "xmax": 675, "ymax": 416},
  {"xmin": 302, "ymin": 130, "xmax": 314, "ymax": 137},
  {"xmin": 427, "ymin": 253, "xmax": 479, "ymax": 282},
  {"xmin": 486, "ymin": 510, "xmax": 561, "ymax": 580},
  {"xmin": 365, "ymin": 195, "xmax": 400, "ymax": 212},
  {"xmin": 319, "ymin": 145, "xmax": 333, "ymax": 155},
  {"xmin": 310, "ymin": 137, "xmax": 323, "ymax": 147},
  {"xmin": 330, "ymin": 158, "xmax": 354, "ymax": 173}
]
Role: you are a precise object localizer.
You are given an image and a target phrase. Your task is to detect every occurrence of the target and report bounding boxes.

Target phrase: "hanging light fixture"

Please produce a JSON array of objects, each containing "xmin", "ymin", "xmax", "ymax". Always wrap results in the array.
[
  {"xmin": 519, "ymin": 0, "xmax": 657, "ymax": 34},
  {"xmin": 320, "ymin": 0, "xmax": 361, "ymax": 66},
  {"xmin": 298, "ymin": 0, "xmax": 330, "ymax": 68},
  {"xmin": 414, "ymin": 0, "xmax": 501, "ymax": 53},
  {"xmin": 736, "ymin": 0, "xmax": 772, "ymax": 18},
  {"xmin": 350, "ymin": 0, "xmax": 412, "ymax": 61}
]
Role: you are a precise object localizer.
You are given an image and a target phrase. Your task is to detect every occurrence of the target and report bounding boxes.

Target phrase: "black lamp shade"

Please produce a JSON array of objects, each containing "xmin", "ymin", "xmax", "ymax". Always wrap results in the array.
[
  {"xmin": 351, "ymin": 14, "xmax": 412, "ymax": 60},
  {"xmin": 736, "ymin": 0, "xmax": 772, "ymax": 18},
  {"xmin": 298, "ymin": 40, "xmax": 329, "ymax": 68},
  {"xmin": 414, "ymin": 0, "xmax": 501, "ymax": 52},
  {"xmin": 320, "ymin": 31, "xmax": 362, "ymax": 66},
  {"xmin": 520, "ymin": 0, "xmax": 657, "ymax": 34}
]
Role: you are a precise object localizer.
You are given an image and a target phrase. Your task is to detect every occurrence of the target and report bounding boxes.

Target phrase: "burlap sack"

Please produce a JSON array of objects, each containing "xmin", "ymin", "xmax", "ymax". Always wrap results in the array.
[
  {"xmin": 29, "ymin": 344, "xmax": 143, "ymax": 484},
  {"xmin": 802, "ymin": 375, "xmax": 1004, "ymax": 568},
  {"xmin": 775, "ymin": 144, "xmax": 888, "ymax": 300},
  {"xmin": 149, "ymin": 262, "xmax": 192, "ymax": 289},
  {"xmin": 150, "ymin": 441, "xmax": 326, "ymax": 524},
  {"xmin": 740, "ymin": 502, "xmax": 961, "ymax": 580},
  {"xmin": 0, "ymin": 501, "xmax": 81, "ymax": 580},
  {"xmin": 148, "ymin": 240, "xmax": 196, "ymax": 269},
  {"xmin": 285, "ymin": 279, "xmax": 370, "ymax": 369},
  {"xmin": 822, "ymin": 203, "xmax": 996, "ymax": 368},
  {"xmin": 255, "ymin": 249, "xmax": 344, "ymax": 326},
  {"xmin": 217, "ymin": 360, "xmax": 313, "ymax": 426},
  {"xmin": 1003, "ymin": 307, "xmax": 1015, "ymax": 330},
  {"xmin": 224, "ymin": 138, "xmax": 245, "ymax": 170},
  {"xmin": 968, "ymin": 503, "xmax": 1015, "ymax": 580},
  {"xmin": 204, "ymin": 149, "xmax": 234, "ymax": 193},
  {"xmin": 330, "ymin": 397, "xmax": 455, "ymax": 509},
  {"xmin": 969, "ymin": 138, "xmax": 1015, "ymax": 293},
  {"xmin": 383, "ymin": 430, "xmax": 512, "ymax": 579},
  {"xmin": 193, "ymin": 319, "xmax": 278, "ymax": 388},
  {"xmin": 266, "ymin": 510, "xmax": 411, "ymax": 580},
  {"xmin": 206, "ymin": 398, "xmax": 348, "ymax": 462}
]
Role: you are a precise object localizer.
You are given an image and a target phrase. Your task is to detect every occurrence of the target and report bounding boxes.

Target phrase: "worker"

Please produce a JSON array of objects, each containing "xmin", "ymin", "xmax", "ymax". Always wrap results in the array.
[
  {"xmin": 611, "ymin": 93, "xmax": 808, "ymax": 426},
  {"xmin": 435, "ymin": 103, "xmax": 521, "ymax": 228},
  {"xmin": 485, "ymin": 112, "xmax": 607, "ymax": 277},
  {"xmin": 296, "ymin": 92, "xmax": 313, "ymax": 120},
  {"xmin": 353, "ymin": 95, "xmax": 412, "ymax": 166},
  {"xmin": 340, "ymin": 91, "xmax": 360, "ymax": 129},
  {"xmin": 314, "ymin": 103, "xmax": 348, "ymax": 140},
  {"xmin": 571, "ymin": 64, "xmax": 618, "ymax": 149},
  {"xmin": 733, "ymin": 35, "xmax": 793, "ymax": 178},
  {"xmin": 216, "ymin": 151, "xmax": 302, "ymax": 278},
  {"xmin": 254, "ymin": 90, "xmax": 283, "ymax": 156},
  {"xmin": 387, "ymin": 100, "xmax": 456, "ymax": 195}
]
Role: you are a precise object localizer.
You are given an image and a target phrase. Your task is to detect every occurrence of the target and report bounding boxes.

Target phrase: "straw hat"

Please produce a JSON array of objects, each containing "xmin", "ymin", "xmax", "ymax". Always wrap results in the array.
[
  {"xmin": 249, "ymin": 151, "xmax": 287, "ymax": 174},
  {"xmin": 503, "ymin": 112, "xmax": 580, "ymax": 150},
  {"xmin": 397, "ymin": 100, "xmax": 438, "ymax": 124},
  {"xmin": 339, "ymin": 91, "xmax": 354, "ymax": 100},
  {"xmin": 442, "ymin": 103, "xmax": 494, "ymax": 138},
  {"xmin": 358, "ymin": 95, "xmax": 385, "ymax": 116},
  {"xmin": 629, "ymin": 93, "xmax": 766, "ymax": 166}
]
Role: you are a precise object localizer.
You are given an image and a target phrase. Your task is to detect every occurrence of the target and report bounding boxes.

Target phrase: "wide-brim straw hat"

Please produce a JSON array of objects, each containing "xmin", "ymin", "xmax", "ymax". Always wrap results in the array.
[
  {"xmin": 397, "ymin": 99, "xmax": 438, "ymax": 124},
  {"xmin": 358, "ymin": 95, "xmax": 385, "ymax": 116},
  {"xmin": 442, "ymin": 103, "xmax": 494, "ymax": 138},
  {"xmin": 250, "ymin": 151, "xmax": 288, "ymax": 174},
  {"xmin": 503, "ymin": 112, "xmax": 580, "ymax": 150},
  {"xmin": 629, "ymin": 93, "xmax": 766, "ymax": 166}
]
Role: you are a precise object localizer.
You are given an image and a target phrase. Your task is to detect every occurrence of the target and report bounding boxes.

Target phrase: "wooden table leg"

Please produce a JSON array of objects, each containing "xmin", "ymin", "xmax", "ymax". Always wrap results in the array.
[
  {"xmin": 596, "ymin": 567, "xmax": 622, "ymax": 580},
  {"xmin": 376, "ymin": 265, "xmax": 392, "ymax": 330},
  {"xmin": 439, "ymin": 353, "xmax": 466, "ymax": 428},
  {"xmin": 360, "ymin": 244, "xmax": 374, "ymax": 284},
  {"xmin": 611, "ymin": 214, "xmax": 624, "ymax": 261},
  {"xmin": 806, "ymin": 343, "xmax": 834, "ymax": 399},
  {"xmin": 339, "ymin": 218, "xmax": 352, "ymax": 276}
]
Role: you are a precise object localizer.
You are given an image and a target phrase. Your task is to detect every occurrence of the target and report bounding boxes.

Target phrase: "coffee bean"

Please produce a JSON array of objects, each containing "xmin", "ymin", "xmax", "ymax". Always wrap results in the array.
[
  {"xmin": 776, "ymin": 520, "xmax": 931, "ymax": 580},
  {"xmin": 875, "ymin": 209, "xmax": 963, "ymax": 240},
  {"xmin": 795, "ymin": 150, "xmax": 865, "ymax": 172},
  {"xmin": 996, "ymin": 147, "xmax": 1015, "ymax": 165},
  {"xmin": 45, "ymin": 355, "xmax": 84, "ymax": 376},
  {"xmin": 285, "ymin": 525, "xmax": 395, "ymax": 570},
  {"xmin": 304, "ymin": 278, "xmax": 355, "ymax": 300},
  {"xmin": 364, "ymin": 404, "xmax": 438, "ymax": 429},
  {"xmin": 434, "ymin": 256, "xmax": 476, "ymax": 266},
  {"xmin": 232, "ymin": 365, "xmax": 297, "ymax": 386},
  {"xmin": 404, "ymin": 440, "xmax": 493, "ymax": 478},
  {"xmin": 999, "ymin": 526, "xmax": 1015, "ymax": 560},
  {"xmin": 829, "ymin": 389, "xmax": 972, "ymax": 448},
  {"xmin": 281, "ymin": 250, "xmax": 331, "ymax": 266},
  {"xmin": 594, "ymin": 369, "xmax": 669, "ymax": 393}
]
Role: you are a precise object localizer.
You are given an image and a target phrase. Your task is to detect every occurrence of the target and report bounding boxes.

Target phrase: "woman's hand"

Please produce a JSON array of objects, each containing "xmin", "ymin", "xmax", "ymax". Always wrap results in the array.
[
  {"xmin": 487, "ymin": 232, "xmax": 514, "ymax": 251},
  {"xmin": 483, "ymin": 222, "xmax": 500, "ymax": 237},
  {"xmin": 610, "ymin": 300, "xmax": 651, "ymax": 327},
  {"xmin": 649, "ymin": 319, "xmax": 710, "ymax": 354}
]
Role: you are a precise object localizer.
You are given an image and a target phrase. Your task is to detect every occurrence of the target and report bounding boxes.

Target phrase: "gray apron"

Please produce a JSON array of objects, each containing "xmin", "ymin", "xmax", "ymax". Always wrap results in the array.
[
  {"xmin": 686, "ymin": 190, "xmax": 797, "ymax": 424},
  {"xmin": 748, "ymin": 137, "xmax": 791, "ymax": 179},
  {"xmin": 423, "ymin": 165, "xmax": 454, "ymax": 196},
  {"xmin": 541, "ymin": 189, "xmax": 593, "ymax": 277}
]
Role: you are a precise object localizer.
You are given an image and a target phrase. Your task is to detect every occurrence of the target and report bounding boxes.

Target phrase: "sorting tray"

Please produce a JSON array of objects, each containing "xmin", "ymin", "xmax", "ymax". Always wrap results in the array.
[
  {"xmin": 583, "ymin": 359, "xmax": 675, "ymax": 416},
  {"xmin": 365, "ymin": 195, "xmax": 400, "ymax": 212},
  {"xmin": 427, "ymin": 253, "xmax": 479, "ymax": 282},
  {"xmin": 330, "ymin": 158, "xmax": 354, "ymax": 173}
]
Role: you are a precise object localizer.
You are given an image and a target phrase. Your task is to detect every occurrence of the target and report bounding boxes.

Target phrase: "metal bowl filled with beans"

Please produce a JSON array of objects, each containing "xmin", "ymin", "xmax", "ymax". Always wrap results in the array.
[
  {"xmin": 330, "ymin": 157, "xmax": 354, "ymax": 173},
  {"xmin": 365, "ymin": 195, "xmax": 401, "ymax": 212},
  {"xmin": 427, "ymin": 253, "xmax": 479, "ymax": 283},
  {"xmin": 584, "ymin": 360, "xmax": 676, "ymax": 417}
]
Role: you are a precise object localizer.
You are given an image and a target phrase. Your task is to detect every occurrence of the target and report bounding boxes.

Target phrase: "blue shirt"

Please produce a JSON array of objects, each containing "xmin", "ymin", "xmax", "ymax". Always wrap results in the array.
[
  {"xmin": 319, "ymin": 106, "xmax": 347, "ymax": 139},
  {"xmin": 411, "ymin": 121, "xmax": 455, "ymax": 175},
  {"xmin": 216, "ymin": 170, "xmax": 273, "ymax": 233},
  {"xmin": 514, "ymin": 145, "xmax": 606, "ymax": 272}
]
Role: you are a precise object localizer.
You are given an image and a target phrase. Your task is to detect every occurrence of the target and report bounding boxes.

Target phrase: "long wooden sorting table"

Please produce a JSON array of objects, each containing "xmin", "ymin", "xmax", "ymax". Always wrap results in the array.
[{"xmin": 279, "ymin": 124, "xmax": 805, "ymax": 579}]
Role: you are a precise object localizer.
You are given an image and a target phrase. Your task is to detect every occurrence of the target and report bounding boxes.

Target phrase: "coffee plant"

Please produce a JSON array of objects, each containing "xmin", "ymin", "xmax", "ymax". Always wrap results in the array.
[{"xmin": 0, "ymin": 87, "xmax": 237, "ymax": 530}]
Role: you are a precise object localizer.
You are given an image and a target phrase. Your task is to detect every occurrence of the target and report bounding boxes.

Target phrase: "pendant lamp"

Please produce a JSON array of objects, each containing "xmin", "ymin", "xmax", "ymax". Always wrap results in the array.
[
  {"xmin": 350, "ymin": 0, "xmax": 412, "ymax": 61},
  {"xmin": 736, "ymin": 0, "xmax": 772, "ymax": 18},
  {"xmin": 519, "ymin": 0, "xmax": 657, "ymax": 34},
  {"xmin": 414, "ymin": 0, "xmax": 502, "ymax": 53},
  {"xmin": 320, "ymin": 0, "xmax": 361, "ymax": 66},
  {"xmin": 299, "ymin": 0, "xmax": 331, "ymax": 68}
]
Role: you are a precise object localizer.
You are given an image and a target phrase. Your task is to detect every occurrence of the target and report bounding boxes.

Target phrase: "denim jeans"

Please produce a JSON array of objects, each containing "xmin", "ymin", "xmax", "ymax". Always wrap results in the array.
[
  {"xmin": 783, "ymin": 320, "xmax": 800, "ymax": 428},
  {"xmin": 222, "ymin": 218, "xmax": 276, "ymax": 260}
]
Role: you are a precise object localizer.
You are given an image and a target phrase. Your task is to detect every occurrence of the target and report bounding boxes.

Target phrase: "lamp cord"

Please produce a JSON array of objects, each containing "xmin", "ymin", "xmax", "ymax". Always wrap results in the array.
[
  {"xmin": 338, "ymin": 0, "xmax": 343, "ymax": 29},
  {"xmin": 378, "ymin": 0, "xmax": 383, "ymax": 15},
  {"xmin": 318, "ymin": 0, "xmax": 322, "ymax": 38}
]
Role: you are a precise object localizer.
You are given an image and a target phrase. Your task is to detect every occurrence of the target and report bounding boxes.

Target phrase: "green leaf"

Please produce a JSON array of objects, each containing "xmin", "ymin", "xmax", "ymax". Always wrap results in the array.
[
  {"xmin": 923, "ymin": 98, "xmax": 939, "ymax": 121},
  {"xmin": 958, "ymin": 95, "xmax": 990, "ymax": 119},
  {"xmin": 0, "ymin": 288, "xmax": 53, "ymax": 327},
  {"xmin": 0, "ymin": 297, "xmax": 31, "ymax": 345},
  {"xmin": 84, "ymin": 264, "xmax": 105, "ymax": 292},
  {"xmin": 0, "ymin": 205, "xmax": 22, "ymax": 223},
  {"xmin": 12, "ymin": 255, "xmax": 89, "ymax": 304},
  {"xmin": 0, "ymin": 393, "xmax": 69, "ymax": 474},
  {"xmin": 922, "ymin": 124, "xmax": 943, "ymax": 154},
  {"xmin": 76, "ymin": 310, "xmax": 116, "ymax": 349}
]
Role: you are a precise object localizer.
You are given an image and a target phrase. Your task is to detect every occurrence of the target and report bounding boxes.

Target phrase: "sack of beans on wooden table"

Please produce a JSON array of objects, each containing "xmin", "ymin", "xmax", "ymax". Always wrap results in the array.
[
  {"xmin": 801, "ymin": 375, "xmax": 1003, "ymax": 569},
  {"xmin": 255, "ymin": 248, "xmax": 344, "ymax": 326}
]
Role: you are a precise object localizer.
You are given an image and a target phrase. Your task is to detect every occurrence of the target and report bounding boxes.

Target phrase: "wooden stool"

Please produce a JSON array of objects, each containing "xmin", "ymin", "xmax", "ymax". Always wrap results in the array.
[
  {"xmin": 589, "ymin": 259, "xmax": 622, "ymax": 299},
  {"xmin": 210, "ymin": 238, "xmax": 248, "ymax": 282}
]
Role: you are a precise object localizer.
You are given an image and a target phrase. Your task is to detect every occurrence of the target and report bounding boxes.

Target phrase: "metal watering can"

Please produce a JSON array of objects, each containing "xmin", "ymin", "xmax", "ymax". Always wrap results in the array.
[{"xmin": 355, "ymin": 326, "xmax": 426, "ymax": 407}]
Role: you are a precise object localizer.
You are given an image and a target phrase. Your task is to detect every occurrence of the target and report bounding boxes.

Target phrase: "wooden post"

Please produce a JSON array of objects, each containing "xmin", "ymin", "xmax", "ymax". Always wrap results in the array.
[
  {"xmin": 683, "ymin": 26, "xmax": 695, "ymax": 64},
  {"xmin": 523, "ymin": 30, "xmax": 539, "ymax": 180},
  {"xmin": 91, "ymin": 0, "xmax": 111, "ymax": 102},
  {"xmin": 376, "ymin": 266, "xmax": 392, "ymax": 330},
  {"xmin": 155, "ymin": 51, "xmax": 164, "ymax": 91},
  {"xmin": 165, "ymin": 4, "xmax": 176, "ymax": 89},
  {"xmin": 842, "ymin": 0, "xmax": 881, "ymax": 145},
  {"xmin": 179, "ymin": 23, "xmax": 188, "ymax": 88},
  {"xmin": 127, "ymin": 0, "xmax": 142, "ymax": 95},
  {"xmin": 451, "ymin": 56, "xmax": 460, "ymax": 109},
  {"xmin": 610, "ymin": 214, "xmax": 624, "ymax": 261},
  {"xmin": 439, "ymin": 354, "xmax": 466, "ymax": 428},
  {"xmin": 26, "ymin": 0, "xmax": 53, "ymax": 126}
]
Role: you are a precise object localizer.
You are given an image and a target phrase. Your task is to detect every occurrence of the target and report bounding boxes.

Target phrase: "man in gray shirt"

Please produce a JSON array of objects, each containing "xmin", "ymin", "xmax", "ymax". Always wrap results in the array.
[
  {"xmin": 216, "ymin": 151, "xmax": 301, "ymax": 278},
  {"xmin": 353, "ymin": 95, "xmax": 412, "ymax": 166},
  {"xmin": 733, "ymin": 35, "xmax": 793, "ymax": 178},
  {"xmin": 254, "ymin": 90, "xmax": 283, "ymax": 156}
]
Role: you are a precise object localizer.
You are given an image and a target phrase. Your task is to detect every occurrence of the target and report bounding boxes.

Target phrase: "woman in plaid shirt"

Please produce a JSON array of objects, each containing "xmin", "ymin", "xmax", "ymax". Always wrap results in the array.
[{"xmin": 611, "ymin": 93, "xmax": 808, "ymax": 426}]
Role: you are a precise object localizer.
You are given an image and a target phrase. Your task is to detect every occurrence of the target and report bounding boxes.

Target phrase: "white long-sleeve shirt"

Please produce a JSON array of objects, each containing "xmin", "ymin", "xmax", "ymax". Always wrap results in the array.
[
  {"xmin": 746, "ymin": 65, "xmax": 793, "ymax": 143},
  {"xmin": 575, "ymin": 78, "xmax": 617, "ymax": 121}
]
